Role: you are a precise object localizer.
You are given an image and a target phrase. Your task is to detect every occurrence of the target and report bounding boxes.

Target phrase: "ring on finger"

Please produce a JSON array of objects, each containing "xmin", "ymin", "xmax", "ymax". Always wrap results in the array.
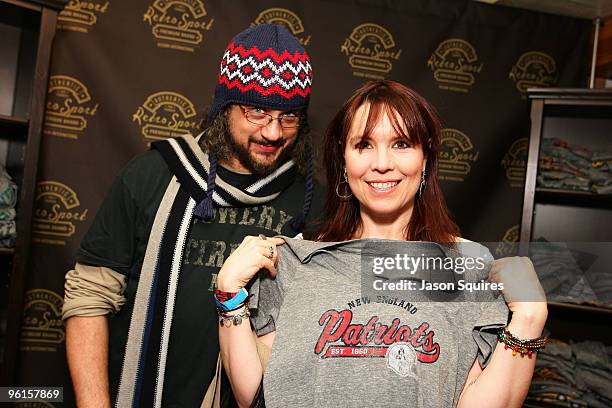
[
  {"xmin": 258, "ymin": 234, "xmax": 267, "ymax": 240},
  {"xmin": 266, "ymin": 245, "xmax": 274, "ymax": 259}
]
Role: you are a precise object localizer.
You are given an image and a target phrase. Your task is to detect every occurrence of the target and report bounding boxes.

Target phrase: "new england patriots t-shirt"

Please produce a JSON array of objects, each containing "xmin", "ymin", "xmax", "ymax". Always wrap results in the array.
[{"xmin": 249, "ymin": 238, "xmax": 509, "ymax": 408}]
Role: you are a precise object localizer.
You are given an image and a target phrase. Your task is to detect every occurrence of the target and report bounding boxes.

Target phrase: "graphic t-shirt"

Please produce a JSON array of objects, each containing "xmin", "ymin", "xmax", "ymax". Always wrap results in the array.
[
  {"xmin": 250, "ymin": 238, "xmax": 509, "ymax": 408},
  {"xmin": 77, "ymin": 151, "xmax": 323, "ymax": 408}
]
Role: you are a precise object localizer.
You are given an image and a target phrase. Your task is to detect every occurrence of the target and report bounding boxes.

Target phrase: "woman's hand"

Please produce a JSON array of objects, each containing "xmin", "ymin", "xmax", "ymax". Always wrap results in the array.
[
  {"xmin": 489, "ymin": 256, "xmax": 548, "ymax": 329},
  {"xmin": 216, "ymin": 235, "xmax": 285, "ymax": 292}
]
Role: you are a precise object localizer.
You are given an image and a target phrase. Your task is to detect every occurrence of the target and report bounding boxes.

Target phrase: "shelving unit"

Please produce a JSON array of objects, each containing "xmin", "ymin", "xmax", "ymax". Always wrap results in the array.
[
  {"xmin": 0, "ymin": 0, "xmax": 66, "ymax": 387},
  {"xmin": 520, "ymin": 88, "xmax": 612, "ymax": 344},
  {"xmin": 535, "ymin": 187, "xmax": 612, "ymax": 208},
  {"xmin": 0, "ymin": 114, "xmax": 29, "ymax": 139}
]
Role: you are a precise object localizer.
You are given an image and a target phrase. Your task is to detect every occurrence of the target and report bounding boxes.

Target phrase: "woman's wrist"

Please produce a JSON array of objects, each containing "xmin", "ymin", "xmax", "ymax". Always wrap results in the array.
[
  {"xmin": 507, "ymin": 305, "xmax": 548, "ymax": 339},
  {"xmin": 216, "ymin": 275, "xmax": 242, "ymax": 292}
]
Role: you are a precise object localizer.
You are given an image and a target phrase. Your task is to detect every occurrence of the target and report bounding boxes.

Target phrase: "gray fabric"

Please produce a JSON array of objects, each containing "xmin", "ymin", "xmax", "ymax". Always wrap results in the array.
[
  {"xmin": 529, "ymin": 242, "xmax": 599, "ymax": 305},
  {"xmin": 576, "ymin": 366, "xmax": 612, "ymax": 401},
  {"xmin": 529, "ymin": 339, "xmax": 612, "ymax": 407},
  {"xmin": 573, "ymin": 341, "xmax": 612, "ymax": 371},
  {"xmin": 250, "ymin": 238, "xmax": 508, "ymax": 408}
]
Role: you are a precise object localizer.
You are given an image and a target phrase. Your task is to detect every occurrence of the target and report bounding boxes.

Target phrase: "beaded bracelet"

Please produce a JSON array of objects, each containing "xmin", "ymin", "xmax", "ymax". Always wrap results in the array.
[
  {"xmin": 218, "ymin": 305, "xmax": 250, "ymax": 327},
  {"xmin": 498, "ymin": 326, "xmax": 548, "ymax": 358}
]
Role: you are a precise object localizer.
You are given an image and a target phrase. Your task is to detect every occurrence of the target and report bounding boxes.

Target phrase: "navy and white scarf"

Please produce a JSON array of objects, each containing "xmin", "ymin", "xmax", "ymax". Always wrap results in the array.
[{"xmin": 115, "ymin": 133, "xmax": 300, "ymax": 407}]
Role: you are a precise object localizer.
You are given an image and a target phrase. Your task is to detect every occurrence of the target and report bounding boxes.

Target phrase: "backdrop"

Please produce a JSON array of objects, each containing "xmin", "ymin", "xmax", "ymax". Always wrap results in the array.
[{"xmin": 16, "ymin": 0, "xmax": 591, "ymax": 405}]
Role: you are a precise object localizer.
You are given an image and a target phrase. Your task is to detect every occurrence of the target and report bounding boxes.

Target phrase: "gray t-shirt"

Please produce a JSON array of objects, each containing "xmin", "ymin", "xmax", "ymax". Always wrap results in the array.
[{"xmin": 250, "ymin": 238, "xmax": 509, "ymax": 408}]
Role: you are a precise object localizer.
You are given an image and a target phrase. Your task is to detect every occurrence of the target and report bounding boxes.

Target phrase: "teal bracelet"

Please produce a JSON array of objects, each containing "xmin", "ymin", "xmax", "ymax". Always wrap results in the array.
[{"xmin": 215, "ymin": 288, "xmax": 248, "ymax": 312}]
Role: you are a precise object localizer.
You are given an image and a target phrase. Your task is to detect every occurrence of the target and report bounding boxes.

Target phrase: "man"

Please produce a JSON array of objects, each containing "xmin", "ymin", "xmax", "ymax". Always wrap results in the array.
[{"xmin": 62, "ymin": 24, "xmax": 320, "ymax": 407}]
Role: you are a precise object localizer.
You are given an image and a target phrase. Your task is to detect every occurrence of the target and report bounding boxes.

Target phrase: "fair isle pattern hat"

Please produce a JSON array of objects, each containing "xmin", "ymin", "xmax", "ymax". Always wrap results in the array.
[{"xmin": 208, "ymin": 24, "xmax": 312, "ymax": 122}]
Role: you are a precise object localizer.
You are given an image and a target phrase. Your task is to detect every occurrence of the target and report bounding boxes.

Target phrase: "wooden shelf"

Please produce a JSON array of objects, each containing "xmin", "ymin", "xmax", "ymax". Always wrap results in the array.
[
  {"xmin": 546, "ymin": 301, "xmax": 612, "ymax": 344},
  {"xmin": 522, "ymin": 90, "xmax": 612, "ymax": 346},
  {"xmin": 548, "ymin": 300, "xmax": 612, "ymax": 315},
  {"xmin": 528, "ymin": 87, "xmax": 612, "ymax": 101},
  {"xmin": 0, "ymin": 114, "xmax": 28, "ymax": 140},
  {"xmin": 0, "ymin": 248, "xmax": 15, "ymax": 256},
  {"xmin": 535, "ymin": 187, "xmax": 612, "ymax": 209},
  {"xmin": 0, "ymin": 0, "xmax": 63, "ymax": 387}
]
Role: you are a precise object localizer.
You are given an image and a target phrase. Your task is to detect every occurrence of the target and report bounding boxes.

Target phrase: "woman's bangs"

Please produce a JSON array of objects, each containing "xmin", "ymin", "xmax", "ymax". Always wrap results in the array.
[{"xmin": 361, "ymin": 101, "xmax": 418, "ymax": 144}]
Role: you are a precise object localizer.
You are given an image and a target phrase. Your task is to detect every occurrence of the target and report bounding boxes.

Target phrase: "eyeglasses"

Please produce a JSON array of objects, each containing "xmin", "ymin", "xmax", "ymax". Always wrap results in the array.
[{"xmin": 239, "ymin": 106, "xmax": 301, "ymax": 129}]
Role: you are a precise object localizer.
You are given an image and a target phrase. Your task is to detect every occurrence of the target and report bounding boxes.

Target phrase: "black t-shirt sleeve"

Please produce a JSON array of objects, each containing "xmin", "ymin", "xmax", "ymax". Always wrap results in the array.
[
  {"xmin": 77, "ymin": 173, "xmax": 139, "ymax": 276},
  {"xmin": 77, "ymin": 151, "xmax": 171, "ymax": 276}
]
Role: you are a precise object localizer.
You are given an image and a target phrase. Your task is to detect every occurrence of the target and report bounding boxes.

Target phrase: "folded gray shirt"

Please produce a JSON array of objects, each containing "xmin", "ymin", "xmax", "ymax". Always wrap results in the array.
[{"xmin": 250, "ymin": 238, "xmax": 509, "ymax": 408}]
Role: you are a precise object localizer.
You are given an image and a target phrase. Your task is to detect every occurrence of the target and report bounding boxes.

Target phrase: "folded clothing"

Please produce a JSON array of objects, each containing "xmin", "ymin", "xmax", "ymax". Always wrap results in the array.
[
  {"xmin": 529, "ymin": 241, "xmax": 607, "ymax": 307},
  {"xmin": 0, "ymin": 208, "xmax": 15, "ymax": 221},
  {"xmin": 528, "ymin": 338, "xmax": 612, "ymax": 407},
  {"xmin": 538, "ymin": 138, "xmax": 612, "ymax": 194},
  {"xmin": 0, "ymin": 220, "xmax": 16, "ymax": 248},
  {"xmin": 0, "ymin": 174, "xmax": 17, "ymax": 209}
]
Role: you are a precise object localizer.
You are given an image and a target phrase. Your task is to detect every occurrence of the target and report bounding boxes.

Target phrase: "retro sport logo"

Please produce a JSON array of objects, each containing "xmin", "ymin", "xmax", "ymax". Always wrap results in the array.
[
  {"xmin": 341, "ymin": 23, "xmax": 402, "ymax": 80},
  {"xmin": 428, "ymin": 38, "xmax": 483, "ymax": 93},
  {"xmin": 43, "ymin": 75, "xmax": 98, "ymax": 140},
  {"xmin": 132, "ymin": 91, "xmax": 199, "ymax": 141},
  {"xmin": 144, "ymin": 0, "xmax": 214, "ymax": 52},
  {"xmin": 509, "ymin": 52, "xmax": 556, "ymax": 96}
]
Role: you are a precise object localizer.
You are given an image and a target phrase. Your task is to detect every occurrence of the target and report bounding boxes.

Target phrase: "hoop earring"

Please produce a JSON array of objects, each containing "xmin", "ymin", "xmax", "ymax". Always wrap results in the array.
[
  {"xmin": 419, "ymin": 169, "xmax": 426, "ymax": 197},
  {"xmin": 335, "ymin": 168, "xmax": 352, "ymax": 200}
]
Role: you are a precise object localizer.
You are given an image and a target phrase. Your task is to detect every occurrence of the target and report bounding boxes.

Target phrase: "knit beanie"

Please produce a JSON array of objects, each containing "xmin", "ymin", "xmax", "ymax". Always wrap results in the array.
[
  {"xmin": 197, "ymin": 24, "xmax": 314, "ymax": 232},
  {"xmin": 207, "ymin": 24, "xmax": 313, "ymax": 123}
]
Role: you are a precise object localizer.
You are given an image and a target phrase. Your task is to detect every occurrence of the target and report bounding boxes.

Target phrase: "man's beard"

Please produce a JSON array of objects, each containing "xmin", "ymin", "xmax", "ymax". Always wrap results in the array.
[{"xmin": 224, "ymin": 131, "xmax": 296, "ymax": 176}]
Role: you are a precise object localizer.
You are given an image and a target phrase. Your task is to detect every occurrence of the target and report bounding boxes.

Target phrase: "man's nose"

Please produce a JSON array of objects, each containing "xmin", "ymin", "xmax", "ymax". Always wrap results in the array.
[{"xmin": 260, "ymin": 119, "xmax": 283, "ymax": 141}]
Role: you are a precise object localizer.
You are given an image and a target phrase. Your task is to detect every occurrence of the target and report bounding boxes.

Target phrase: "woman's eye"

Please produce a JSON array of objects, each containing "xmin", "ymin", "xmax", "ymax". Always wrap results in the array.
[
  {"xmin": 355, "ymin": 141, "xmax": 371, "ymax": 150},
  {"xmin": 394, "ymin": 140, "xmax": 411, "ymax": 149}
]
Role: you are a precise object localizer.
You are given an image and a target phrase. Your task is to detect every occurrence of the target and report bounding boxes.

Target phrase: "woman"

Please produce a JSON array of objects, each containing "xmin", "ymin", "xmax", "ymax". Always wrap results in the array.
[{"xmin": 214, "ymin": 80, "xmax": 547, "ymax": 407}]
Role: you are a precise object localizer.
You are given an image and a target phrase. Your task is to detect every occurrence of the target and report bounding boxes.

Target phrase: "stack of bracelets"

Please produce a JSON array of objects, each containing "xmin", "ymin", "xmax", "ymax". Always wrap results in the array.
[
  {"xmin": 498, "ymin": 326, "xmax": 548, "ymax": 358},
  {"xmin": 214, "ymin": 288, "xmax": 250, "ymax": 327}
]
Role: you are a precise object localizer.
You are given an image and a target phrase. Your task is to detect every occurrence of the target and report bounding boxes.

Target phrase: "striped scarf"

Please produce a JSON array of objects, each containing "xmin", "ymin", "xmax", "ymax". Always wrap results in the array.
[{"xmin": 115, "ymin": 133, "xmax": 297, "ymax": 407}]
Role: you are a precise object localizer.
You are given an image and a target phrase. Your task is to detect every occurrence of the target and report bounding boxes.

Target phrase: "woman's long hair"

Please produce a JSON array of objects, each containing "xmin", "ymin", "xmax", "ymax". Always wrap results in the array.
[{"xmin": 314, "ymin": 80, "xmax": 460, "ymax": 244}]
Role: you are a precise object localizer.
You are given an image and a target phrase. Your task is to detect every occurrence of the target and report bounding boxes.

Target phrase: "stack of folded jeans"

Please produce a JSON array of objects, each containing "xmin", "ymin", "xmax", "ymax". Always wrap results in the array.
[
  {"xmin": 538, "ymin": 138, "xmax": 612, "ymax": 194},
  {"xmin": 526, "ymin": 339, "xmax": 612, "ymax": 407},
  {"xmin": 529, "ymin": 241, "xmax": 612, "ymax": 308},
  {"xmin": 0, "ymin": 166, "xmax": 17, "ymax": 248}
]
